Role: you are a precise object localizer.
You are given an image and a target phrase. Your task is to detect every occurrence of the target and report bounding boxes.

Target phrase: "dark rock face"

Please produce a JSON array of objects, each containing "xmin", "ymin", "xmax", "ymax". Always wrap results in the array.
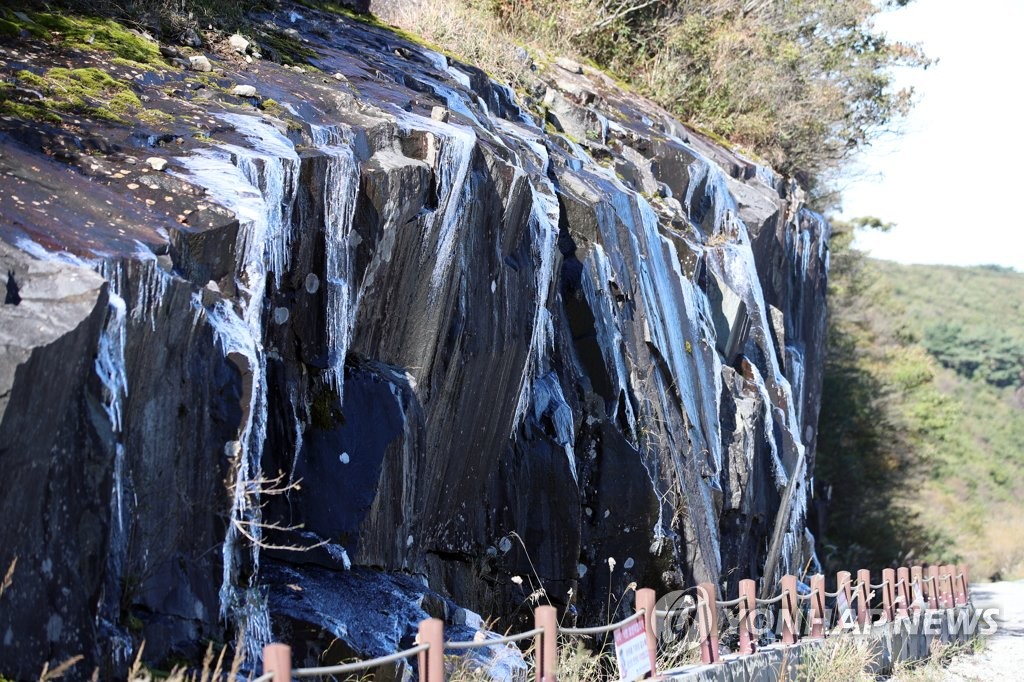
[{"xmin": 0, "ymin": 3, "xmax": 829, "ymax": 676}]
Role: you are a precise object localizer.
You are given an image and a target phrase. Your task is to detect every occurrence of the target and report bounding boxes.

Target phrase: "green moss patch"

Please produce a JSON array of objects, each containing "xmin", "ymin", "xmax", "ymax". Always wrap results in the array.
[
  {"xmin": 310, "ymin": 387, "xmax": 344, "ymax": 429},
  {"xmin": 0, "ymin": 10, "xmax": 49, "ymax": 40},
  {"xmin": 256, "ymin": 29, "xmax": 318, "ymax": 67},
  {"xmin": 7, "ymin": 67, "xmax": 144, "ymax": 124},
  {"xmin": 4, "ymin": 11, "xmax": 163, "ymax": 66}
]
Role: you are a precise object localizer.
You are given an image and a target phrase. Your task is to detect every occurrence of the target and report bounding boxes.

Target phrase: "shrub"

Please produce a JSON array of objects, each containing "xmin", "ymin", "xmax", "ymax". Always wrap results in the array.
[{"xmin": 470, "ymin": 0, "xmax": 930, "ymax": 197}]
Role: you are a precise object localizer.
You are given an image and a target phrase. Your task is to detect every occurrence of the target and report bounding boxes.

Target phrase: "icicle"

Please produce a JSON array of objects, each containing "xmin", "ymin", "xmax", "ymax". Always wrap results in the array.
[
  {"xmin": 217, "ymin": 113, "xmax": 300, "ymax": 291},
  {"xmin": 95, "ymin": 291, "xmax": 128, "ymax": 436},
  {"xmin": 94, "ymin": 279, "xmax": 134, "ymax": 666},
  {"xmin": 310, "ymin": 124, "xmax": 360, "ymax": 394},
  {"xmin": 174, "ymin": 113, "xmax": 301, "ymax": 658},
  {"xmin": 510, "ymin": 168, "xmax": 561, "ymax": 430}
]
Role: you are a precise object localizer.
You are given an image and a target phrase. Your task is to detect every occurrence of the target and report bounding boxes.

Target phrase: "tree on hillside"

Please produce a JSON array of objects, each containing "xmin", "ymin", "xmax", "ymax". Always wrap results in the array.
[
  {"xmin": 813, "ymin": 218, "xmax": 956, "ymax": 570},
  {"xmin": 925, "ymin": 323, "xmax": 1024, "ymax": 389}
]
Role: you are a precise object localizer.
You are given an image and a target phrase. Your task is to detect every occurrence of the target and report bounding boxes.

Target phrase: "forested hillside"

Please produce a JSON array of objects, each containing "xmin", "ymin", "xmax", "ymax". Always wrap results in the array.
[{"xmin": 816, "ymin": 235, "xmax": 1024, "ymax": 580}]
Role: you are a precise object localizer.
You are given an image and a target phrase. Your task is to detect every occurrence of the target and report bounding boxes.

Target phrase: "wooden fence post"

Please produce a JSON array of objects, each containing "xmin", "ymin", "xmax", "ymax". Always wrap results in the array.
[
  {"xmin": 926, "ymin": 565, "xmax": 940, "ymax": 609},
  {"xmin": 636, "ymin": 587, "xmax": 658, "ymax": 675},
  {"xmin": 936, "ymin": 565, "xmax": 950, "ymax": 608},
  {"xmin": 911, "ymin": 566, "xmax": 924, "ymax": 614},
  {"xmin": 809, "ymin": 574, "xmax": 826, "ymax": 639},
  {"xmin": 262, "ymin": 644, "xmax": 291, "ymax": 681},
  {"xmin": 881, "ymin": 568, "xmax": 896, "ymax": 622},
  {"xmin": 943, "ymin": 565, "xmax": 957, "ymax": 607},
  {"xmin": 417, "ymin": 618, "xmax": 444, "ymax": 682},
  {"xmin": 836, "ymin": 571, "xmax": 853, "ymax": 628},
  {"xmin": 957, "ymin": 564, "xmax": 970, "ymax": 604},
  {"xmin": 697, "ymin": 582, "xmax": 720, "ymax": 664},
  {"xmin": 535, "ymin": 605, "xmax": 558, "ymax": 682},
  {"xmin": 856, "ymin": 569, "xmax": 871, "ymax": 628},
  {"xmin": 896, "ymin": 567, "xmax": 910, "ymax": 619},
  {"xmin": 781, "ymin": 574, "xmax": 799, "ymax": 645},
  {"xmin": 738, "ymin": 579, "xmax": 757, "ymax": 654}
]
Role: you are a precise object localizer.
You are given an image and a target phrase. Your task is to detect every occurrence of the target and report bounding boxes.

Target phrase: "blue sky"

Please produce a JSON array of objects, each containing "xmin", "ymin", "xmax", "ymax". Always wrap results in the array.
[{"xmin": 839, "ymin": 0, "xmax": 1024, "ymax": 271}]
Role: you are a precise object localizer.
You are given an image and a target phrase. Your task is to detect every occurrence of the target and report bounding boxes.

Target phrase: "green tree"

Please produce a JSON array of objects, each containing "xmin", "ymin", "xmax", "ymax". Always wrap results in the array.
[{"xmin": 814, "ymin": 218, "xmax": 957, "ymax": 570}]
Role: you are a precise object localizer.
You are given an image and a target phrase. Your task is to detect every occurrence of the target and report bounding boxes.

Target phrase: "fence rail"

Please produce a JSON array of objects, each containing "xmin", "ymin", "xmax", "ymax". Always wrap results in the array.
[
  {"xmin": 258, "ymin": 563, "xmax": 971, "ymax": 680},
  {"xmin": 559, "ymin": 608, "xmax": 645, "ymax": 636},
  {"xmin": 444, "ymin": 627, "xmax": 543, "ymax": 651}
]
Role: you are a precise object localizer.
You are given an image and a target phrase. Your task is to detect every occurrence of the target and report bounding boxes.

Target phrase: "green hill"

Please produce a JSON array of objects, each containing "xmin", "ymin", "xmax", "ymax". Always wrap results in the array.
[{"xmin": 816, "ymin": 235, "xmax": 1024, "ymax": 580}]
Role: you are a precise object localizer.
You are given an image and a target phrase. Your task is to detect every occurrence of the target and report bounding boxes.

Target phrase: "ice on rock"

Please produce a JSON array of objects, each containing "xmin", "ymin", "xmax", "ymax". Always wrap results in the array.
[
  {"xmin": 531, "ymin": 372, "xmax": 578, "ymax": 481},
  {"xmin": 174, "ymin": 113, "xmax": 303, "ymax": 658},
  {"xmin": 95, "ymin": 290, "xmax": 128, "ymax": 436},
  {"xmin": 786, "ymin": 345, "xmax": 806, "ymax": 426},
  {"xmin": 393, "ymin": 112, "xmax": 480, "ymax": 299},
  {"xmin": 510, "ymin": 177, "xmax": 561, "ymax": 433},
  {"xmin": 215, "ymin": 113, "xmax": 300, "ymax": 291},
  {"xmin": 310, "ymin": 124, "xmax": 360, "ymax": 393}
]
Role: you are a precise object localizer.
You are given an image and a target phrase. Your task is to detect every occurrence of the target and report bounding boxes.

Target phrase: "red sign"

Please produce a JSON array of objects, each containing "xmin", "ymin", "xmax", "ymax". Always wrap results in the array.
[{"xmin": 614, "ymin": 616, "xmax": 652, "ymax": 681}]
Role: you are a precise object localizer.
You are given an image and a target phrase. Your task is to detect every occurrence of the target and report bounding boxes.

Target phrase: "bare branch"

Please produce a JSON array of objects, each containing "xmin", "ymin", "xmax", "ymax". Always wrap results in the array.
[
  {"xmin": 594, "ymin": 0, "xmax": 660, "ymax": 30},
  {"xmin": 0, "ymin": 557, "xmax": 16, "ymax": 599}
]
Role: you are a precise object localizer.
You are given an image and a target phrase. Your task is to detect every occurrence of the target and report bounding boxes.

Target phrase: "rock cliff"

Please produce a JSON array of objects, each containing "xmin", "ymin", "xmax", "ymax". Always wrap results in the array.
[{"xmin": 0, "ymin": 3, "xmax": 829, "ymax": 676}]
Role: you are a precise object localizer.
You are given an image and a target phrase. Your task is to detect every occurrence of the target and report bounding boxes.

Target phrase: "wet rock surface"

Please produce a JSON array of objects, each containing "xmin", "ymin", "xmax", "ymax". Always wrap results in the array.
[{"xmin": 0, "ymin": 2, "xmax": 829, "ymax": 676}]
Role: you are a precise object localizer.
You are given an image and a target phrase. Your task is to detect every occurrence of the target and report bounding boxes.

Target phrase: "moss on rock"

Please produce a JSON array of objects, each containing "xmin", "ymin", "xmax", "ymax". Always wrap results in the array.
[
  {"xmin": 31, "ymin": 12, "xmax": 164, "ymax": 64},
  {"xmin": 7, "ymin": 67, "xmax": 144, "ymax": 123}
]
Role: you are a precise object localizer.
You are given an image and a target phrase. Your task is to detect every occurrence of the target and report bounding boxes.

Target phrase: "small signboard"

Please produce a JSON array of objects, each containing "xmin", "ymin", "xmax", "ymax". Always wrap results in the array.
[
  {"xmin": 835, "ymin": 590, "xmax": 855, "ymax": 630},
  {"xmin": 613, "ymin": 616, "xmax": 651, "ymax": 681}
]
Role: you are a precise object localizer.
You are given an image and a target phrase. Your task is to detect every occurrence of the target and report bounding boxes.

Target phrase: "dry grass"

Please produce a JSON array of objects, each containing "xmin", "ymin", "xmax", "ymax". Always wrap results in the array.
[
  {"xmin": 123, "ymin": 635, "xmax": 245, "ymax": 682},
  {"xmin": 447, "ymin": 654, "xmax": 496, "ymax": 682},
  {"xmin": 555, "ymin": 639, "xmax": 613, "ymax": 682},
  {"xmin": 657, "ymin": 641, "xmax": 700, "ymax": 673},
  {"xmin": 375, "ymin": 1, "xmax": 535, "ymax": 93},
  {"xmin": 36, "ymin": 656, "xmax": 84, "ymax": 682},
  {"xmin": 381, "ymin": 0, "xmax": 927, "ymax": 196},
  {"xmin": 0, "ymin": 558, "xmax": 15, "ymax": 601},
  {"xmin": 888, "ymin": 639, "xmax": 984, "ymax": 682},
  {"xmin": 791, "ymin": 638, "xmax": 877, "ymax": 682}
]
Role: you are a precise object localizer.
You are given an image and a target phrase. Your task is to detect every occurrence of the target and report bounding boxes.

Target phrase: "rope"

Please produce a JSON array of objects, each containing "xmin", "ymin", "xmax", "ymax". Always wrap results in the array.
[
  {"xmin": 756, "ymin": 594, "xmax": 784, "ymax": 606},
  {"xmin": 252, "ymin": 674, "xmax": 275, "ymax": 682},
  {"xmin": 446, "ymin": 627, "xmax": 544, "ymax": 650},
  {"xmin": 655, "ymin": 606, "xmax": 694, "ymax": 618},
  {"xmin": 870, "ymin": 581, "xmax": 888, "ymax": 590},
  {"xmin": 559, "ymin": 609, "xmax": 646, "ymax": 636},
  {"xmin": 292, "ymin": 643, "xmax": 429, "ymax": 678},
  {"xmin": 718, "ymin": 596, "xmax": 743, "ymax": 607},
  {"xmin": 922, "ymin": 576, "xmax": 936, "ymax": 583},
  {"xmin": 824, "ymin": 590, "xmax": 842, "ymax": 598},
  {"xmin": 797, "ymin": 593, "xmax": 812, "ymax": 602}
]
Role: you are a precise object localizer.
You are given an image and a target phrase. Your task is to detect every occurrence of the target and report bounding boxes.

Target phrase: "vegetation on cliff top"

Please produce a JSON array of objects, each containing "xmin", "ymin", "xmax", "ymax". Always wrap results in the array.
[
  {"xmin": 13, "ymin": 0, "xmax": 929, "ymax": 199},
  {"xmin": 398, "ymin": 0, "xmax": 930, "ymax": 200}
]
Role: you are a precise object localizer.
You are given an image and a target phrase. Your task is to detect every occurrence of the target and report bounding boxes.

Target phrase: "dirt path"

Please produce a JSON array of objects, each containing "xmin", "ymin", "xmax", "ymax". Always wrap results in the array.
[{"xmin": 942, "ymin": 580, "xmax": 1024, "ymax": 681}]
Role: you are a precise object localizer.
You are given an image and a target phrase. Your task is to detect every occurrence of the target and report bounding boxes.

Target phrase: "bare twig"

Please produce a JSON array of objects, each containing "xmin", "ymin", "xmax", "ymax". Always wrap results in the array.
[
  {"xmin": 0, "ymin": 557, "xmax": 16, "ymax": 600},
  {"xmin": 38, "ymin": 656, "xmax": 84, "ymax": 682},
  {"xmin": 507, "ymin": 531, "xmax": 553, "ymax": 606},
  {"xmin": 228, "ymin": 627, "xmax": 246, "ymax": 680},
  {"xmin": 127, "ymin": 640, "xmax": 146, "ymax": 682},
  {"xmin": 593, "ymin": 0, "xmax": 660, "ymax": 30},
  {"xmin": 231, "ymin": 520, "xmax": 329, "ymax": 552}
]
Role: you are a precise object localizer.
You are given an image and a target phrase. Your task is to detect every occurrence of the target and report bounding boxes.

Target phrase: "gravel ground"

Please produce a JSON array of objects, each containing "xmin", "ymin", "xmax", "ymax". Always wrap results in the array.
[{"xmin": 940, "ymin": 581, "xmax": 1024, "ymax": 681}]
